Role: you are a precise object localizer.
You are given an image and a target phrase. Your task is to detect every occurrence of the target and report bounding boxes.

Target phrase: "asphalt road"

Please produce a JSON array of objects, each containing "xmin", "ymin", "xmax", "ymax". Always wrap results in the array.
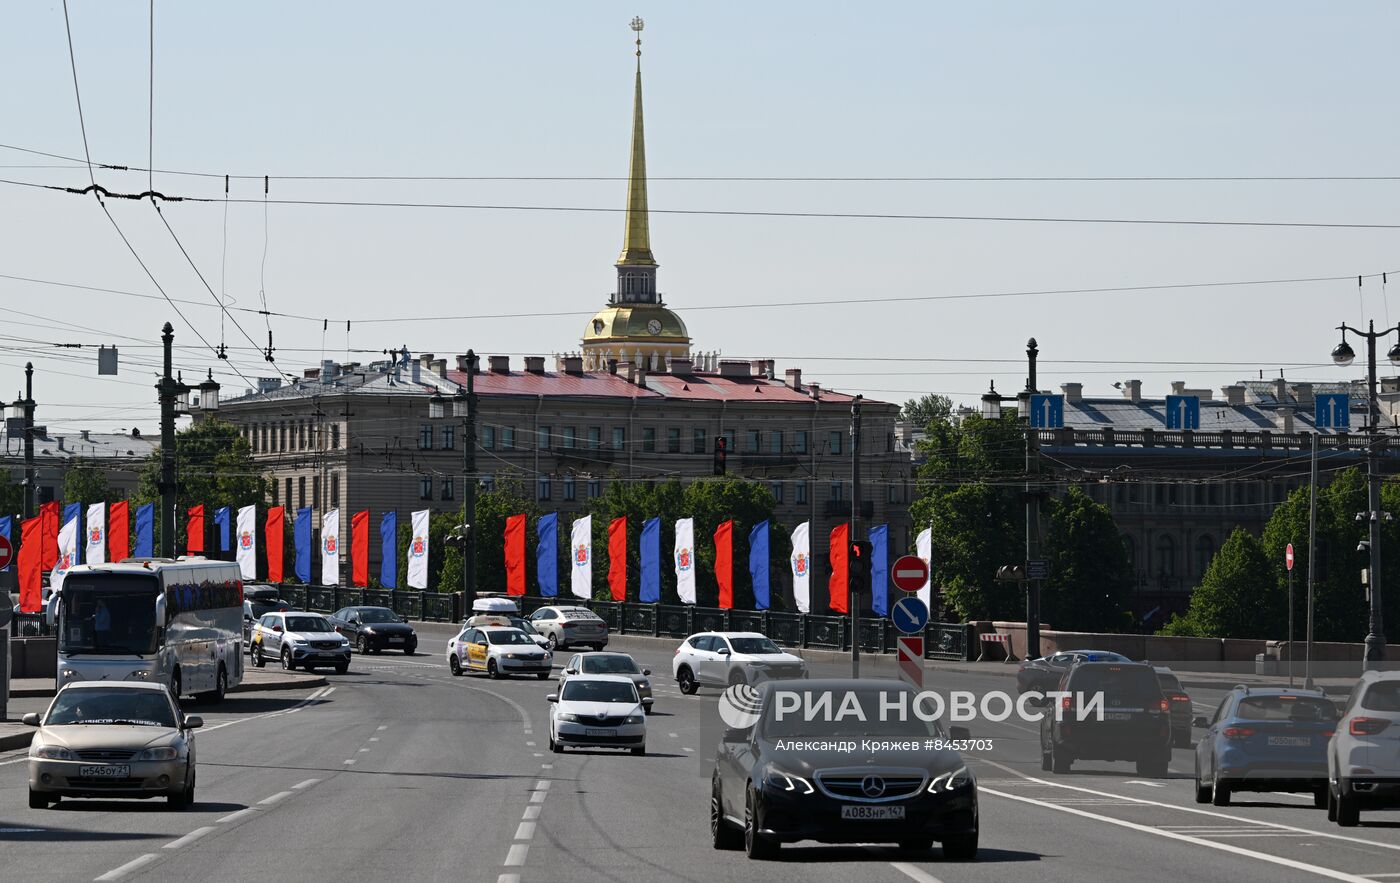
[{"xmin": 1, "ymin": 631, "xmax": 1397, "ymax": 883}]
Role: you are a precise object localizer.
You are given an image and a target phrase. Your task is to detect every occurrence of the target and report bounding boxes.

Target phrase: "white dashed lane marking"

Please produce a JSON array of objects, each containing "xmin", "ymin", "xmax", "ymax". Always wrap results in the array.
[
  {"xmin": 258, "ymin": 791, "xmax": 294, "ymax": 806},
  {"xmin": 163, "ymin": 826, "xmax": 214, "ymax": 850},
  {"xmin": 514, "ymin": 821, "xmax": 536, "ymax": 840},
  {"xmin": 217, "ymin": 808, "xmax": 257, "ymax": 824},
  {"xmin": 293, "ymin": 778, "xmax": 321, "ymax": 790},
  {"xmin": 522, "ymin": 805, "xmax": 541, "ymax": 820},
  {"xmin": 94, "ymin": 853, "xmax": 158, "ymax": 881},
  {"xmin": 504, "ymin": 844, "xmax": 529, "ymax": 866}
]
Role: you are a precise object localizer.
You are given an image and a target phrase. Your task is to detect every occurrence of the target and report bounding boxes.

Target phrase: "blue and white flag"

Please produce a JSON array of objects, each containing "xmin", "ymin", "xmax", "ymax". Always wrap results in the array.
[
  {"xmin": 63, "ymin": 502, "xmax": 82, "ymax": 564},
  {"xmin": 536, "ymin": 513, "xmax": 558, "ymax": 597},
  {"xmin": 639, "ymin": 517, "xmax": 660, "ymax": 603},
  {"xmin": 407, "ymin": 509, "xmax": 429, "ymax": 589}
]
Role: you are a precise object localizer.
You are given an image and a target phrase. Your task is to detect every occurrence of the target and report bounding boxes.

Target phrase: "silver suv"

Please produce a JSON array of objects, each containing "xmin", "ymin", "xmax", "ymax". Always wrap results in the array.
[
  {"xmin": 250, "ymin": 612, "xmax": 351, "ymax": 673},
  {"xmin": 528, "ymin": 606, "xmax": 609, "ymax": 651}
]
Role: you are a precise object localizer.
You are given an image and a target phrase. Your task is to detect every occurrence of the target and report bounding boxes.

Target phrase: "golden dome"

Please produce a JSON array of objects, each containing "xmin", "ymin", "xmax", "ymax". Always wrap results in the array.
[{"xmin": 584, "ymin": 305, "xmax": 689, "ymax": 343}]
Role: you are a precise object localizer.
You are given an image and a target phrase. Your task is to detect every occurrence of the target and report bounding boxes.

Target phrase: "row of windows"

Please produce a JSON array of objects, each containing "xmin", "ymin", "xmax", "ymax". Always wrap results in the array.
[
  {"xmin": 1095, "ymin": 481, "xmax": 1302, "ymax": 509},
  {"xmin": 1123, "ymin": 533, "xmax": 1217, "ymax": 580},
  {"xmin": 248, "ymin": 421, "xmax": 341, "ymax": 454},
  {"xmin": 268, "ymin": 473, "xmax": 340, "ymax": 511},
  {"xmin": 417, "ymin": 424, "xmax": 866, "ymax": 456}
]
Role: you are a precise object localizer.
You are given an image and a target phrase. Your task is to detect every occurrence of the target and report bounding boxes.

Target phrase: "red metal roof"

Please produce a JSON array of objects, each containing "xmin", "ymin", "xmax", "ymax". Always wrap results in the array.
[{"xmin": 445, "ymin": 369, "xmax": 864, "ymax": 404}]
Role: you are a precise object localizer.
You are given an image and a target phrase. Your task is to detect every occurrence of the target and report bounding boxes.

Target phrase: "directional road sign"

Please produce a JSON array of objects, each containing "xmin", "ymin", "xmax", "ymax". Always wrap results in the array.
[
  {"xmin": 1286, "ymin": 543, "xmax": 1294, "ymax": 571},
  {"xmin": 1315, "ymin": 394, "xmax": 1350, "ymax": 429},
  {"xmin": 897, "ymin": 636, "xmax": 924, "ymax": 690},
  {"xmin": 1030, "ymin": 394, "xmax": 1065, "ymax": 429},
  {"xmin": 0, "ymin": 534, "xmax": 11, "ymax": 570},
  {"xmin": 891, "ymin": 595, "xmax": 930, "ymax": 635},
  {"xmin": 1165, "ymin": 395, "xmax": 1200, "ymax": 431},
  {"xmin": 891, "ymin": 554, "xmax": 929, "ymax": 593}
]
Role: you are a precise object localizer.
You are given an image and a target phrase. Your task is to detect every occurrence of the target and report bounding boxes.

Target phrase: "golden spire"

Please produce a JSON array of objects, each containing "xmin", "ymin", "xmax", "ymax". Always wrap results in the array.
[{"xmin": 617, "ymin": 16, "xmax": 656, "ymax": 266}]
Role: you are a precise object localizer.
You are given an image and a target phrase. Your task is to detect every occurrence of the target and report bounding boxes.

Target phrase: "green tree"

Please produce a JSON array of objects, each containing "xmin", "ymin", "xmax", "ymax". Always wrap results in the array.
[
  {"xmin": 0, "ymin": 468, "xmax": 22, "ymax": 518},
  {"xmin": 62, "ymin": 458, "xmax": 112, "ymax": 505},
  {"xmin": 1041, "ymin": 488, "xmax": 1134, "ymax": 632},
  {"xmin": 1161, "ymin": 527, "xmax": 1281, "ymax": 638},
  {"xmin": 900, "ymin": 394, "xmax": 952, "ymax": 431},
  {"xmin": 914, "ymin": 483, "xmax": 1019, "ymax": 621},
  {"xmin": 133, "ymin": 419, "xmax": 266, "ymax": 552}
]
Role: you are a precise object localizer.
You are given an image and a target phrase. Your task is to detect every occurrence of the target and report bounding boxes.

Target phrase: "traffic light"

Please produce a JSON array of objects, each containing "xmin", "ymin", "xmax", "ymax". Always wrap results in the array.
[
  {"xmin": 848, "ymin": 540, "xmax": 872, "ymax": 595},
  {"xmin": 713, "ymin": 435, "xmax": 728, "ymax": 476}
]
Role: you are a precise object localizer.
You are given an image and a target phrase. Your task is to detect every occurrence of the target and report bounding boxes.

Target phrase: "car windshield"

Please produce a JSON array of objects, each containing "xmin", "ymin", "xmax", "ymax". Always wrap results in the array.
[
  {"xmin": 582, "ymin": 655, "xmax": 639, "ymax": 674},
  {"xmin": 45, "ymin": 689, "xmax": 176, "ymax": 728},
  {"xmin": 1359, "ymin": 682, "xmax": 1400, "ymax": 712},
  {"xmin": 249, "ymin": 598, "xmax": 286, "ymax": 617},
  {"xmin": 760, "ymin": 688, "xmax": 937, "ymax": 739},
  {"xmin": 1068, "ymin": 666, "xmax": 1162, "ymax": 705},
  {"xmin": 1156, "ymin": 673, "xmax": 1182, "ymax": 692},
  {"xmin": 59, "ymin": 575, "xmax": 161, "ymax": 656},
  {"xmin": 1237, "ymin": 696, "xmax": 1337, "ymax": 722},
  {"xmin": 356, "ymin": 608, "xmax": 399, "ymax": 623},
  {"xmin": 561, "ymin": 680, "xmax": 637, "ymax": 703},
  {"xmin": 730, "ymin": 637, "xmax": 782, "ymax": 655},
  {"xmin": 486, "ymin": 630, "xmax": 533, "ymax": 645},
  {"xmin": 286, "ymin": 616, "xmax": 332, "ymax": 632},
  {"xmin": 509, "ymin": 618, "xmax": 540, "ymax": 635}
]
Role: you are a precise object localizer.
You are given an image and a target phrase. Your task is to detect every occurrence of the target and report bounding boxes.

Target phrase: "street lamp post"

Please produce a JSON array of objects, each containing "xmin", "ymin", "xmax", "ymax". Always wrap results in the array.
[
  {"xmin": 455, "ymin": 358, "xmax": 478, "ymax": 608},
  {"xmin": 12, "ymin": 363, "xmax": 36, "ymax": 519},
  {"xmin": 156, "ymin": 323, "xmax": 192, "ymax": 558},
  {"xmin": 1330, "ymin": 320, "xmax": 1400, "ymax": 667}
]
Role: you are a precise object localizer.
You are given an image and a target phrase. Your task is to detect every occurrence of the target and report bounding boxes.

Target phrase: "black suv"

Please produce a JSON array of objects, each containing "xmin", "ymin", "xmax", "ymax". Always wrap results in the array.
[
  {"xmin": 1039, "ymin": 661, "xmax": 1171, "ymax": 776},
  {"xmin": 712, "ymin": 678, "xmax": 978, "ymax": 861}
]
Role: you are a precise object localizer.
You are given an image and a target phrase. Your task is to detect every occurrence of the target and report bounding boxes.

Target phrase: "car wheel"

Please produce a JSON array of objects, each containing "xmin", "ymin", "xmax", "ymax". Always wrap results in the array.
[
  {"xmin": 170, "ymin": 667, "xmax": 182, "ymax": 698},
  {"xmin": 631, "ymin": 744, "xmax": 646, "ymax": 756},
  {"xmin": 942, "ymin": 829, "xmax": 979, "ymax": 861},
  {"xmin": 27, "ymin": 789, "xmax": 49, "ymax": 809},
  {"xmin": 254, "ymin": 645, "xmax": 266, "ymax": 668},
  {"xmin": 449, "ymin": 654, "xmax": 462, "ymax": 676},
  {"xmin": 545, "ymin": 634, "xmax": 559, "ymax": 651},
  {"xmin": 550, "ymin": 730, "xmax": 564, "ymax": 753},
  {"xmin": 358, "ymin": 636, "xmax": 369, "ymax": 654},
  {"xmin": 169, "ymin": 771, "xmax": 194, "ymax": 810},
  {"xmin": 536, "ymin": 671, "xmax": 549, "ymax": 680},
  {"xmin": 404, "ymin": 643, "xmax": 417, "ymax": 655},
  {"xmin": 1336, "ymin": 781, "xmax": 1360, "ymax": 827},
  {"xmin": 487, "ymin": 659, "xmax": 500, "ymax": 680},
  {"xmin": 711, "ymin": 778, "xmax": 743, "ymax": 850},
  {"xmin": 743, "ymin": 787, "xmax": 777, "ymax": 860},
  {"xmin": 1313, "ymin": 787, "xmax": 1328, "ymax": 810},
  {"xmin": 281, "ymin": 649, "xmax": 294, "ymax": 671},
  {"xmin": 1212, "ymin": 771, "xmax": 1230, "ymax": 807},
  {"xmin": 1051, "ymin": 746, "xmax": 1071, "ymax": 774},
  {"xmin": 899, "ymin": 838, "xmax": 934, "ymax": 853},
  {"xmin": 677, "ymin": 666, "xmax": 698, "ymax": 695},
  {"xmin": 335, "ymin": 663, "xmax": 349, "ymax": 675},
  {"xmin": 1327, "ymin": 782, "xmax": 1339, "ymax": 822},
  {"xmin": 1194, "ymin": 765, "xmax": 1211, "ymax": 804},
  {"xmin": 1040, "ymin": 749, "xmax": 1052, "ymax": 772}
]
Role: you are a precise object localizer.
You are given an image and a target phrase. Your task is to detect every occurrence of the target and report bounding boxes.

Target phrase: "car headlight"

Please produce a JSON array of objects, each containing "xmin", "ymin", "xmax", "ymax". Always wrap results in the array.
[
  {"xmin": 32, "ymin": 745, "xmax": 76, "ymax": 760},
  {"xmin": 125, "ymin": 670, "xmax": 152, "ymax": 680},
  {"xmin": 558, "ymin": 713, "xmax": 582, "ymax": 723},
  {"xmin": 636, "ymin": 679, "xmax": 649, "ymax": 689},
  {"xmin": 134, "ymin": 746, "xmax": 179, "ymax": 761},
  {"xmin": 505, "ymin": 653, "xmax": 519, "ymax": 659},
  {"xmin": 764, "ymin": 767, "xmax": 814, "ymax": 795},
  {"xmin": 291, "ymin": 638, "xmax": 308, "ymax": 645},
  {"xmin": 927, "ymin": 766, "xmax": 973, "ymax": 793},
  {"xmin": 625, "ymin": 713, "xmax": 645, "ymax": 724},
  {"xmin": 60, "ymin": 669, "xmax": 83, "ymax": 681}
]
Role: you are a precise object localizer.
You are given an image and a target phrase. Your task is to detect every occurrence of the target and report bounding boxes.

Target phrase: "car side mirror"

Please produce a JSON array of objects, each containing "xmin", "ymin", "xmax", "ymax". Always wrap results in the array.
[
  {"xmin": 716, "ymin": 648, "xmax": 731, "ymax": 656},
  {"xmin": 21, "ymin": 713, "xmax": 40, "ymax": 727},
  {"xmin": 546, "ymin": 694, "xmax": 559, "ymax": 703},
  {"xmin": 1192, "ymin": 716, "xmax": 1209, "ymax": 728},
  {"xmin": 183, "ymin": 715, "xmax": 204, "ymax": 730},
  {"xmin": 642, "ymin": 668, "xmax": 651, "ymax": 676},
  {"xmin": 948, "ymin": 725, "xmax": 971, "ymax": 741},
  {"xmin": 564, "ymin": 668, "xmax": 576, "ymax": 675},
  {"xmin": 642, "ymin": 697, "xmax": 654, "ymax": 708},
  {"xmin": 272, "ymin": 626, "xmax": 284, "ymax": 633},
  {"xmin": 401, "ymin": 615, "xmax": 409, "ymax": 623}
]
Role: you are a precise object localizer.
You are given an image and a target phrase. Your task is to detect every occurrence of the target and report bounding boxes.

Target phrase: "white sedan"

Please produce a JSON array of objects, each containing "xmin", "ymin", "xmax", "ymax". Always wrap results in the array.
[{"xmin": 547, "ymin": 674, "xmax": 651, "ymax": 755}]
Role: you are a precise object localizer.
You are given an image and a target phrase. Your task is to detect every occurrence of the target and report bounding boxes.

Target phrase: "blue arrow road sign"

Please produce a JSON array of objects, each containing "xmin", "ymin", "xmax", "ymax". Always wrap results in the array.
[
  {"xmin": 891, "ymin": 595, "xmax": 930, "ymax": 635},
  {"xmin": 1315, "ymin": 394, "xmax": 1350, "ymax": 429},
  {"xmin": 1165, "ymin": 395, "xmax": 1200, "ymax": 430},
  {"xmin": 1030, "ymin": 394, "xmax": 1064, "ymax": 429}
]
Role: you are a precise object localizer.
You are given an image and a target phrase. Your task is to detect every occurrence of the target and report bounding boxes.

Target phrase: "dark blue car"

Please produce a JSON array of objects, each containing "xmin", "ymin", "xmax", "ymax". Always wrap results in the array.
[{"xmin": 1194, "ymin": 686, "xmax": 1338, "ymax": 807}]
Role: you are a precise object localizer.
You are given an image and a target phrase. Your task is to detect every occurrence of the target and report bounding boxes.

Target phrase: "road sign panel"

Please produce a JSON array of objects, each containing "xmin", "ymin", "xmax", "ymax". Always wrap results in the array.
[
  {"xmin": 1165, "ymin": 395, "xmax": 1200, "ymax": 431},
  {"xmin": 1286, "ymin": 543, "xmax": 1294, "ymax": 571},
  {"xmin": 897, "ymin": 636, "xmax": 924, "ymax": 690},
  {"xmin": 891, "ymin": 596, "xmax": 930, "ymax": 635},
  {"xmin": 1030, "ymin": 394, "xmax": 1064, "ymax": 429},
  {"xmin": 891, "ymin": 554, "xmax": 929, "ymax": 593},
  {"xmin": 1315, "ymin": 394, "xmax": 1350, "ymax": 429},
  {"xmin": 1026, "ymin": 559, "xmax": 1049, "ymax": 580},
  {"xmin": 0, "ymin": 534, "xmax": 11, "ymax": 570}
]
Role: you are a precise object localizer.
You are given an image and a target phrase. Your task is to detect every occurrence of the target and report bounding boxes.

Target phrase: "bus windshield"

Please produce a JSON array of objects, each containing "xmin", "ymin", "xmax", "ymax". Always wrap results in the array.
[{"xmin": 59, "ymin": 574, "xmax": 161, "ymax": 656}]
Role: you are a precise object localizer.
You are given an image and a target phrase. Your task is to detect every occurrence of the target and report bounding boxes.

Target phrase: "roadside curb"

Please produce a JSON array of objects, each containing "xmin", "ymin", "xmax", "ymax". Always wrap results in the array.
[{"xmin": 0, "ymin": 731, "xmax": 35, "ymax": 751}]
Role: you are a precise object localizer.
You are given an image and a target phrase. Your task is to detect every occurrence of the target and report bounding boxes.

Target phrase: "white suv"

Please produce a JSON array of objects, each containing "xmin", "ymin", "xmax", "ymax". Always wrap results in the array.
[
  {"xmin": 1328, "ymin": 670, "xmax": 1400, "ymax": 826},
  {"xmin": 671, "ymin": 632, "xmax": 806, "ymax": 694}
]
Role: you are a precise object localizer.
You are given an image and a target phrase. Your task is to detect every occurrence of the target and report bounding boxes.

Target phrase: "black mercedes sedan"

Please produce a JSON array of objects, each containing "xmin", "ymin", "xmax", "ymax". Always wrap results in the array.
[
  {"xmin": 711, "ymin": 678, "xmax": 978, "ymax": 861},
  {"xmin": 329, "ymin": 606, "xmax": 418, "ymax": 654}
]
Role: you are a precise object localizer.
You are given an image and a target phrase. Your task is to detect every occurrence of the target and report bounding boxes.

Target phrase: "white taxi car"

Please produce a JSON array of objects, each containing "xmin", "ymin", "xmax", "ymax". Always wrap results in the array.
[{"xmin": 447, "ymin": 626, "xmax": 552, "ymax": 679}]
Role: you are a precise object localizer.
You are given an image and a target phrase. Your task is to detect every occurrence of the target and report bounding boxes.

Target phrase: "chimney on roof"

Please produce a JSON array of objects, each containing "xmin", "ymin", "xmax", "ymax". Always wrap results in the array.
[
  {"xmin": 563, "ymin": 355, "xmax": 584, "ymax": 375},
  {"xmin": 55, "ymin": 435, "xmax": 65, "ymax": 452},
  {"xmin": 809, "ymin": 382, "xmax": 822, "ymax": 401},
  {"xmin": 419, "ymin": 353, "xmax": 435, "ymax": 370},
  {"xmin": 131, "ymin": 427, "xmax": 141, "ymax": 438},
  {"xmin": 785, "ymin": 368, "xmax": 803, "ymax": 390},
  {"xmin": 1290, "ymin": 383, "xmax": 1314, "ymax": 406},
  {"xmin": 1276, "ymin": 408, "xmax": 1296, "ymax": 433},
  {"xmin": 303, "ymin": 367, "xmax": 320, "ymax": 380},
  {"xmin": 489, "ymin": 355, "xmax": 510, "ymax": 373},
  {"xmin": 670, "ymin": 357, "xmax": 693, "ymax": 375},
  {"xmin": 1171, "ymin": 381, "xmax": 1186, "ymax": 395},
  {"xmin": 1272, "ymin": 377, "xmax": 1289, "ymax": 403},
  {"xmin": 257, "ymin": 377, "xmax": 281, "ymax": 393},
  {"xmin": 1061, "ymin": 382, "xmax": 1082, "ymax": 403},
  {"xmin": 636, "ymin": 360, "xmax": 648, "ymax": 386},
  {"xmin": 1222, "ymin": 383, "xmax": 1246, "ymax": 405},
  {"xmin": 455, "ymin": 354, "xmax": 472, "ymax": 372},
  {"xmin": 719, "ymin": 360, "xmax": 752, "ymax": 379},
  {"xmin": 80, "ymin": 429, "xmax": 90, "ymax": 441},
  {"xmin": 1122, "ymin": 379, "xmax": 1142, "ymax": 403},
  {"xmin": 524, "ymin": 356, "xmax": 545, "ymax": 374},
  {"xmin": 321, "ymin": 360, "xmax": 338, "ymax": 381},
  {"xmin": 432, "ymin": 358, "xmax": 447, "ymax": 376},
  {"xmin": 621, "ymin": 360, "xmax": 635, "ymax": 384},
  {"xmin": 750, "ymin": 359, "xmax": 767, "ymax": 377}
]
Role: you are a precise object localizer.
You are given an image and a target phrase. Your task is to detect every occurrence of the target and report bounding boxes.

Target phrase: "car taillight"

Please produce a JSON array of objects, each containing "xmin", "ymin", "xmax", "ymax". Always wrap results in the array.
[
  {"xmin": 1322, "ymin": 731, "xmax": 1335, "ymax": 738},
  {"xmin": 1170, "ymin": 694, "xmax": 1190, "ymax": 703},
  {"xmin": 1222, "ymin": 726, "xmax": 1255, "ymax": 740},
  {"xmin": 1350, "ymin": 717, "xmax": 1391, "ymax": 736},
  {"xmin": 1159, "ymin": 699, "xmax": 1170, "ymax": 714}
]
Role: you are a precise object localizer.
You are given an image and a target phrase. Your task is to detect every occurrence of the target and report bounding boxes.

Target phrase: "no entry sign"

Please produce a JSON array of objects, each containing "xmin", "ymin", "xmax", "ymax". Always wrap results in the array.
[
  {"xmin": 0, "ymin": 534, "xmax": 12, "ymax": 570},
  {"xmin": 1285, "ymin": 543, "xmax": 1294, "ymax": 571},
  {"xmin": 891, "ymin": 554, "xmax": 929, "ymax": 593}
]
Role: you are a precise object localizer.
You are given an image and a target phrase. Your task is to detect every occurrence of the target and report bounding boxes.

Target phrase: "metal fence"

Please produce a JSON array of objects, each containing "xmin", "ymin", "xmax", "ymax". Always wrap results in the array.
[{"xmin": 265, "ymin": 585, "xmax": 462, "ymax": 622}]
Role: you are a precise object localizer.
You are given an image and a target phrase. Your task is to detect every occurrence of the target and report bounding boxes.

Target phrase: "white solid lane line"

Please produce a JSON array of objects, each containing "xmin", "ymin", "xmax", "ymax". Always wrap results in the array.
[
  {"xmin": 889, "ymin": 863, "xmax": 944, "ymax": 883},
  {"xmin": 980, "ymin": 786, "xmax": 1371, "ymax": 883},
  {"xmin": 258, "ymin": 791, "xmax": 294, "ymax": 806},
  {"xmin": 94, "ymin": 853, "xmax": 159, "ymax": 881},
  {"xmin": 217, "ymin": 808, "xmax": 258, "ymax": 824},
  {"xmin": 162, "ymin": 826, "xmax": 215, "ymax": 850}
]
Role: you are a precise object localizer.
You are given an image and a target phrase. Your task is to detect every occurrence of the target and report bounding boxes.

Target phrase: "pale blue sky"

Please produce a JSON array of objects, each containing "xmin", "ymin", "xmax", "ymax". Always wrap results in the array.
[{"xmin": 2, "ymin": 1, "xmax": 1398, "ymax": 430}]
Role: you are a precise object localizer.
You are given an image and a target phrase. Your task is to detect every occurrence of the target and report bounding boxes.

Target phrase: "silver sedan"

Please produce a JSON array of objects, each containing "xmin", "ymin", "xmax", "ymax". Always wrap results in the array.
[{"xmin": 560, "ymin": 652, "xmax": 653, "ymax": 707}]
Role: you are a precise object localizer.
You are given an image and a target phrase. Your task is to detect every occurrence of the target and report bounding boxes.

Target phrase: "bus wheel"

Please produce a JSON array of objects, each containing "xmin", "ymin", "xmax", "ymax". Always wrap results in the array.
[
  {"xmin": 170, "ymin": 668, "xmax": 182, "ymax": 698},
  {"xmin": 210, "ymin": 665, "xmax": 227, "ymax": 702}
]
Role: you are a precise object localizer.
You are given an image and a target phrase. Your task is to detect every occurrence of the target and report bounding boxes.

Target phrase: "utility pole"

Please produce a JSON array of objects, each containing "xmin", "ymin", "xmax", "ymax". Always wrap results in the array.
[
  {"xmin": 22, "ymin": 362, "xmax": 35, "ymax": 519},
  {"xmin": 463, "ymin": 349, "xmax": 478, "ymax": 607},
  {"xmin": 1363, "ymin": 324, "xmax": 1386, "ymax": 668},
  {"xmin": 1305, "ymin": 431, "xmax": 1318, "ymax": 689},
  {"xmin": 850, "ymin": 394, "xmax": 863, "ymax": 678},
  {"xmin": 1024, "ymin": 338, "xmax": 1042, "ymax": 660}
]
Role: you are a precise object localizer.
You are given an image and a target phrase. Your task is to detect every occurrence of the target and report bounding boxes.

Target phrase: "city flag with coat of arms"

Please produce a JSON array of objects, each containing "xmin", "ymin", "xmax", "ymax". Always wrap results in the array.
[
  {"xmin": 674, "ymin": 517, "xmax": 695, "ymax": 604},
  {"xmin": 236, "ymin": 505, "xmax": 257, "ymax": 579},
  {"xmin": 407, "ymin": 509, "xmax": 430, "ymax": 589},
  {"xmin": 570, "ymin": 514, "xmax": 592, "ymax": 599}
]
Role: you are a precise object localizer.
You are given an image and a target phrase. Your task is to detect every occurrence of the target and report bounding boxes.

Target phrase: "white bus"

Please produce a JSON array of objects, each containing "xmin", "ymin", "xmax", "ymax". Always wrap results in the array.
[{"xmin": 46, "ymin": 557, "xmax": 245, "ymax": 702}]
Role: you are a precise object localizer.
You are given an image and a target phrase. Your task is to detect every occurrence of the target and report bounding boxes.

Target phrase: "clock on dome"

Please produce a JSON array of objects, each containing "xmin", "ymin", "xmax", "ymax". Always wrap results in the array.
[{"xmin": 646, "ymin": 318, "xmax": 663, "ymax": 335}]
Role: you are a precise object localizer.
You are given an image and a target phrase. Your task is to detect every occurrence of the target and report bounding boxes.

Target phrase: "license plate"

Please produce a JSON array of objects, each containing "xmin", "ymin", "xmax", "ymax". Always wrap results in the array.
[
  {"xmin": 78, "ymin": 765, "xmax": 130, "ymax": 778},
  {"xmin": 388, "ymin": 637, "xmax": 404, "ymax": 643},
  {"xmin": 1267, "ymin": 736, "xmax": 1312, "ymax": 747},
  {"xmin": 585, "ymin": 728, "xmax": 613, "ymax": 737},
  {"xmin": 841, "ymin": 805, "xmax": 905, "ymax": 820},
  {"xmin": 1106, "ymin": 712, "xmax": 1133, "ymax": 721}
]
